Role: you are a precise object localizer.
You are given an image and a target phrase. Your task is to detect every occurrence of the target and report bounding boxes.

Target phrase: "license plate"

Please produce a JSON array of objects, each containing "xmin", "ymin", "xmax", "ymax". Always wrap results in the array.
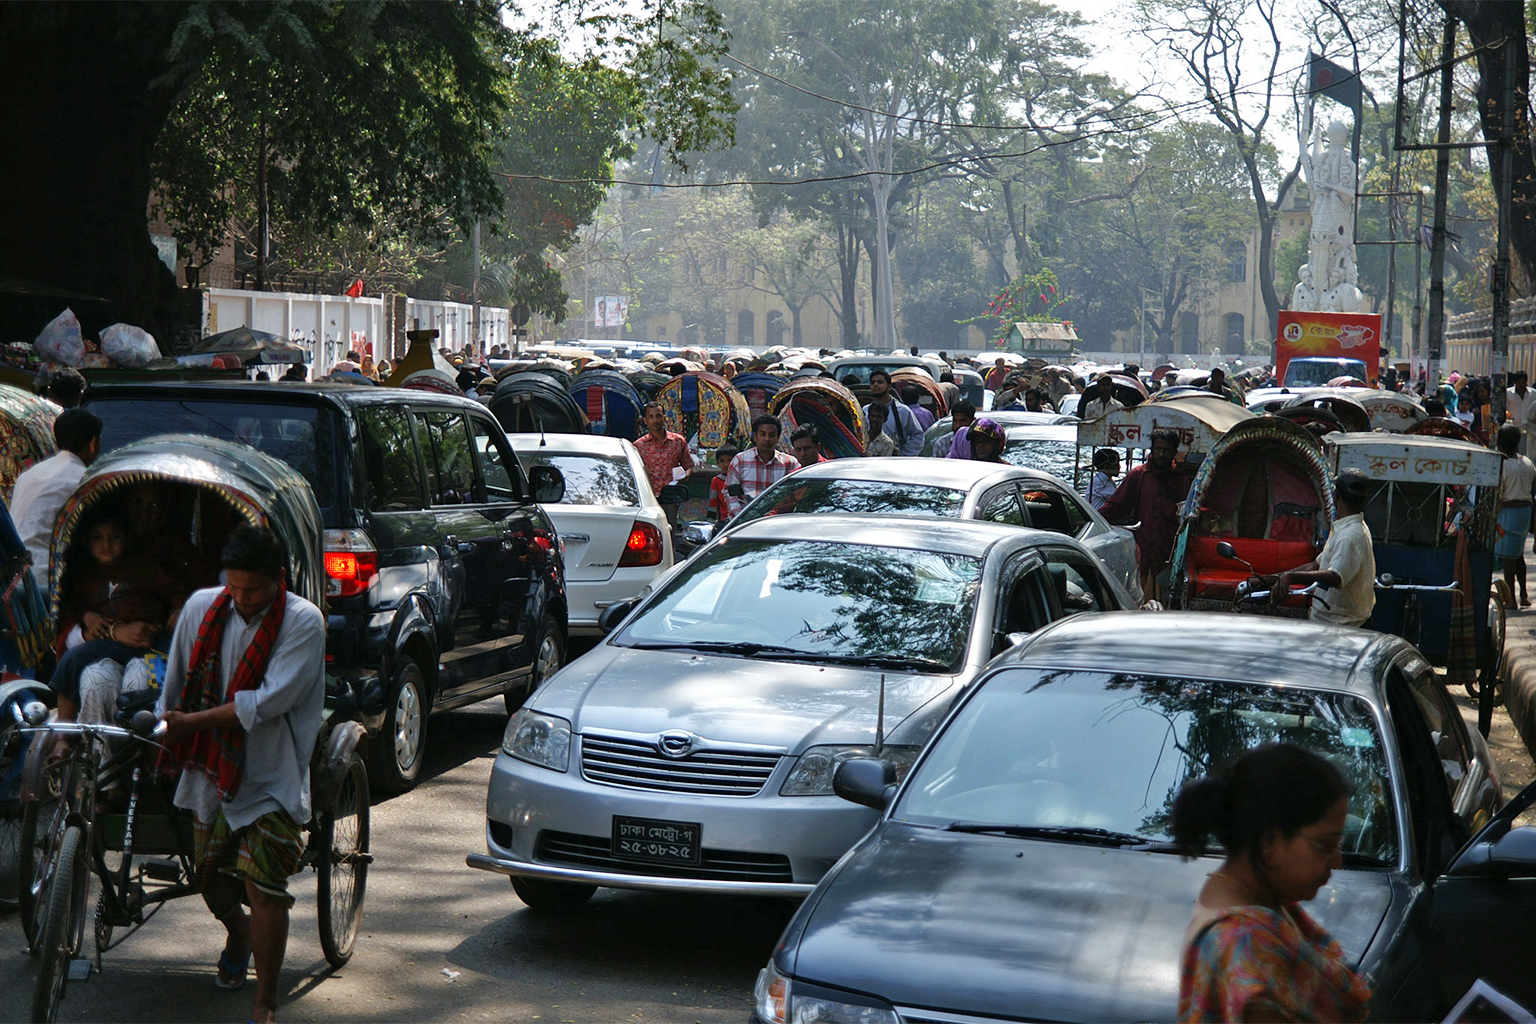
[{"xmin": 612, "ymin": 816, "xmax": 702, "ymax": 865}]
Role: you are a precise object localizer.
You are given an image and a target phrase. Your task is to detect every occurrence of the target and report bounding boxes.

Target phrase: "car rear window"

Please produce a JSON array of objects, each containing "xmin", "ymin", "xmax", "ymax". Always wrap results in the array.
[
  {"xmin": 734, "ymin": 477, "xmax": 967, "ymax": 526},
  {"xmin": 518, "ymin": 452, "xmax": 640, "ymax": 507},
  {"xmin": 90, "ymin": 395, "xmax": 337, "ymax": 509}
]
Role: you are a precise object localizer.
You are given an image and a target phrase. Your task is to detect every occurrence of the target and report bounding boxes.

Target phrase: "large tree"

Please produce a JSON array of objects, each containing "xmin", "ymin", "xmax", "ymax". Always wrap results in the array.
[{"xmin": 0, "ymin": 0, "xmax": 734, "ymax": 344}]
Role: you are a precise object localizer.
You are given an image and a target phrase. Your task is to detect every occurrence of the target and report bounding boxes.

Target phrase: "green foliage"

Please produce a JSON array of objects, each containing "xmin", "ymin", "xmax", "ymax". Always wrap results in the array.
[{"xmin": 963, "ymin": 267, "xmax": 1070, "ymax": 345}]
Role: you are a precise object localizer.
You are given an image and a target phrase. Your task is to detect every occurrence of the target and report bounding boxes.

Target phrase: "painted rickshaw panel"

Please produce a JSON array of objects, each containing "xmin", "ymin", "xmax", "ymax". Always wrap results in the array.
[
  {"xmin": 0, "ymin": 384, "xmax": 57, "ymax": 505},
  {"xmin": 1076, "ymin": 394, "xmax": 1254, "ymax": 453},
  {"xmin": 769, "ymin": 377, "xmax": 868, "ymax": 458}
]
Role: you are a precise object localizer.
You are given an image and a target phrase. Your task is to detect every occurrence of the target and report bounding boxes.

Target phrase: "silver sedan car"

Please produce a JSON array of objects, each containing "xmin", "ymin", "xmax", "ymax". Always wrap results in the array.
[
  {"xmin": 467, "ymin": 514, "xmax": 1136, "ymax": 910},
  {"xmin": 718, "ymin": 457, "xmax": 1141, "ymax": 603}
]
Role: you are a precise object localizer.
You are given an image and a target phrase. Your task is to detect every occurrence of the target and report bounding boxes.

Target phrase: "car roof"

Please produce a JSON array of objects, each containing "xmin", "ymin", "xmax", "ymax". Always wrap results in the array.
[
  {"xmin": 781, "ymin": 456, "xmax": 1053, "ymax": 489},
  {"xmin": 998, "ymin": 611, "xmax": 1397, "ymax": 693},
  {"xmin": 88, "ymin": 379, "xmax": 491, "ymax": 414},
  {"xmin": 506, "ymin": 432, "xmax": 635, "ymax": 457},
  {"xmin": 724, "ymin": 512, "xmax": 1062, "ymax": 556}
]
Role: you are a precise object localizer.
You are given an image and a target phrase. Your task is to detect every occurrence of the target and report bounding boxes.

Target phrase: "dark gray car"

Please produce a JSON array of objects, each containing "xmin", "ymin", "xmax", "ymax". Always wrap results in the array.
[{"xmin": 756, "ymin": 612, "xmax": 1536, "ymax": 1023}]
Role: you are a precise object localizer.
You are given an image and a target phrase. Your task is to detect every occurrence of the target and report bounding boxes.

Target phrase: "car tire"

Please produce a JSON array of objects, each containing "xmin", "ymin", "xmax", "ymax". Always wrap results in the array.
[
  {"xmin": 505, "ymin": 615, "xmax": 564, "ymax": 715},
  {"xmin": 369, "ymin": 657, "xmax": 428, "ymax": 796},
  {"xmin": 511, "ymin": 876, "xmax": 595, "ymax": 913}
]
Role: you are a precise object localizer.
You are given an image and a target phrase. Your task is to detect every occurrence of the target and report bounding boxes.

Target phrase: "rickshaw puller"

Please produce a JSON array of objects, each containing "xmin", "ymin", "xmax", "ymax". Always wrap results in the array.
[
  {"xmin": 159, "ymin": 525, "xmax": 325, "ymax": 1024},
  {"xmin": 1272, "ymin": 470, "xmax": 1376, "ymax": 628}
]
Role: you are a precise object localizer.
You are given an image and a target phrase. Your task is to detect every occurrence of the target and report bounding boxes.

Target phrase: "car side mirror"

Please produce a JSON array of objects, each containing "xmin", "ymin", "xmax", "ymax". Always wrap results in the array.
[
  {"xmin": 682, "ymin": 521, "xmax": 714, "ymax": 545},
  {"xmin": 598, "ymin": 598, "xmax": 638, "ymax": 635},
  {"xmin": 1215, "ymin": 540, "xmax": 1238, "ymax": 560},
  {"xmin": 528, "ymin": 465, "xmax": 566, "ymax": 503},
  {"xmin": 833, "ymin": 757, "xmax": 898, "ymax": 811},
  {"xmin": 657, "ymin": 483, "xmax": 690, "ymax": 506},
  {"xmin": 1488, "ymin": 827, "xmax": 1536, "ymax": 877}
]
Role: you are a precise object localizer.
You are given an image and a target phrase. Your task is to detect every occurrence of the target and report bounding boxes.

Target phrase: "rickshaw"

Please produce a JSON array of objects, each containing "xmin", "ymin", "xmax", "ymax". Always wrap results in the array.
[
  {"xmin": 729, "ymin": 371, "xmax": 788, "ymax": 422},
  {"xmin": 568, "ymin": 368, "xmax": 647, "ymax": 439},
  {"xmin": 1326, "ymin": 432, "xmax": 1506, "ymax": 720},
  {"xmin": 1166, "ymin": 416, "xmax": 1337, "ymax": 615},
  {"xmin": 0, "ymin": 384, "xmax": 58, "ymax": 504},
  {"xmin": 489, "ymin": 371, "xmax": 591, "ymax": 435},
  {"xmin": 656, "ymin": 371, "xmax": 751, "ymax": 451},
  {"xmin": 1074, "ymin": 392, "xmax": 1253, "ymax": 492},
  {"xmin": 769, "ymin": 377, "xmax": 868, "ymax": 459},
  {"xmin": 1353, "ymin": 389, "xmax": 1426, "ymax": 433},
  {"xmin": 17, "ymin": 436, "xmax": 369, "ymax": 1022}
]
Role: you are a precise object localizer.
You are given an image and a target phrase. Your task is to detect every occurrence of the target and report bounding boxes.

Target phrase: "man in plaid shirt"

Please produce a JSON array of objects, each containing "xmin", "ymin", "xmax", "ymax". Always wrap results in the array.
[{"xmin": 724, "ymin": 414, "xmax": 799, "ymax": 517}]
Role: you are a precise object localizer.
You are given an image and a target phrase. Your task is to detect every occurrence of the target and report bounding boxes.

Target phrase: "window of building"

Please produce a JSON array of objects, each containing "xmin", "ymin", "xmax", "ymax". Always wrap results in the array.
[
  {"xmin": 737, "ymin": 309, "xmax": 755, "ymax": 346},
  {"xmin": 1180, "ymin": 313, "xmax": 1200, "ymax": 354},
  {"xmin": 1225, "ymin": 313, "xmax": 1246, "ymax": 351},
  {"xmin": 1227, "ymin": 242, "xmax": 1248, "ymax": 282}
]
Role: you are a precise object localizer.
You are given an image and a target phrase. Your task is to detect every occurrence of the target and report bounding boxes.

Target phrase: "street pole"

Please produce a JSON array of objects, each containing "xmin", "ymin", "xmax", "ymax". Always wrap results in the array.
[
  {"xmin": 1425, "ymin": 13, "xmax": 1456, "ymax": 382},
  {"xmin": 1489, "ymin": 37, "xmax": 1516, "ymax": 430},
  {"xmin": 471, "ymin": 218, "xmax": 482, "ymax": 360}
]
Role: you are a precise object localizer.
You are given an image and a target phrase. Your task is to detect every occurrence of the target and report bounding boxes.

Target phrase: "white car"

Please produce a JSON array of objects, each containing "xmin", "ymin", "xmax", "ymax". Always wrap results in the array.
[{"xmin": 508, "ymin": 434, "xmax": 673, "ymax": 634}]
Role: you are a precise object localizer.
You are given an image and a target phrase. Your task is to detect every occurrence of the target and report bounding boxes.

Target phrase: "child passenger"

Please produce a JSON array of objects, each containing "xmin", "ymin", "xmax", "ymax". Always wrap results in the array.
[{"xmin": 50, "ymin": 513, "xmax": 172, "ymax": 725}]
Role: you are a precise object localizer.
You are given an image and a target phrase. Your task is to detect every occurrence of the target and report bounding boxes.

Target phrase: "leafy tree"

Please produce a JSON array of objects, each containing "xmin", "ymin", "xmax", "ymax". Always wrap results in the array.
[{"xmin": 0, "ymin": 0, "xmax": 736, "ymax": 342}]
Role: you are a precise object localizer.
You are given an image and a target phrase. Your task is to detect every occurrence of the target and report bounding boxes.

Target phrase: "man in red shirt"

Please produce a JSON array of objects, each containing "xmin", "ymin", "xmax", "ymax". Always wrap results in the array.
[
  {"xmin": 633, "ymin": 402, "xmax": 694, "ymax": 525},
  {"xmin": 1097, "ymin": 427, "xmax": 1192, "ymax": 601}
]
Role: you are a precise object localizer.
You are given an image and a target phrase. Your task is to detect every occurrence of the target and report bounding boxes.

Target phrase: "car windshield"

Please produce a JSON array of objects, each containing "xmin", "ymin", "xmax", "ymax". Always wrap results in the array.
[
  {"xmin": 519, "ymin": 452, "xmax": 639, "ymax": 507},
  {"xmin": 733, "ymin": 478, "xmax": 967, "ymax": 525},
  {"xmin": 894, "ymin": 669, "xmax": 1396, "ymax": 863},
  {"xmin": 617, "ymin": 538, "xmax": 982, "ymax": 673},
  {"xmin": 90, "ymin": 396, "xmax": 335, "ymax": 509},
  {"xmin": 1287, "ymin": 360, "xmax": 1365, "ymax": 387}
]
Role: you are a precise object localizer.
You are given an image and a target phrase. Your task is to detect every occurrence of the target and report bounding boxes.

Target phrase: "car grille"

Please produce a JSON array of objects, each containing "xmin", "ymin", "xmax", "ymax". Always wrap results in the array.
[
  {"xmin": 580, "ymin": 734, "xmax": 782, "ymax": 796},
  {"xmin": 536, "ymin": 830, "xmax": 793, "ymax": 883}
]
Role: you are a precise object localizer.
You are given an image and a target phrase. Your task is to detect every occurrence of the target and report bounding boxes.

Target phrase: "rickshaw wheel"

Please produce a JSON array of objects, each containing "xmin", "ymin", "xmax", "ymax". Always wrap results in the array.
[
  {"xmin": 318, "ymin": 753, "xmax": 370, "ymax": 968},
  {"xmin": 19, "ymin": 764, "xmax": 68, "ymax": 947},
  {"xmin": 0, "ymin": 717, "xmax": 23, "ymax": 910},
  {"xmin": 1471, "ymin": 581, "xmax": 1513, "ymax": 702},
  {"xmin": 32, "ymin": 824, "xmax": 87, "ymax": 1024}
]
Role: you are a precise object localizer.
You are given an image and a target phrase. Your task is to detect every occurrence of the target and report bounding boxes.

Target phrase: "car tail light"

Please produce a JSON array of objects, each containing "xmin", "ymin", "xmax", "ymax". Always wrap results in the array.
[
  {"xmin": 324, "ymin": 529, "xmax": 378, "ymax": 598},
  {"xmin": 618, "ymin": 522, "xmax": 664, "ymax": 567}
]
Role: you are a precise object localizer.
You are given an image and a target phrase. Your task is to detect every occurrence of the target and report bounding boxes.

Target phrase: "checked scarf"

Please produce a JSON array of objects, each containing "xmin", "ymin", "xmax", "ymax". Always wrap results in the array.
[{"xmin": 168, "ymin": 585, "xmax": 287, "ymax": 801}]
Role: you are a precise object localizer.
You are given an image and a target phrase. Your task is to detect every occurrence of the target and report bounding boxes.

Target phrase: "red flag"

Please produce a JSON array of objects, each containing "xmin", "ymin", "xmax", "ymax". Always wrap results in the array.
[{"xmin": 344, "ymin": 279, "xmax": 364, "ymax": 298}]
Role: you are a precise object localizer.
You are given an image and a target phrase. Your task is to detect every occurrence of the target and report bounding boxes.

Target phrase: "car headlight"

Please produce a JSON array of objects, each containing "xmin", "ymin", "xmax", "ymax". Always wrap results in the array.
[
  {"xmin": 502, "ymin": 709, "xmax": 572, "ymax": 771},
  {"xmin": 779, "ymin": 745, "xmax": 919, "ymax": 797},
  {"xmin": 754, "ymin": 961, "xmax": 899, "ymax": 1024}
]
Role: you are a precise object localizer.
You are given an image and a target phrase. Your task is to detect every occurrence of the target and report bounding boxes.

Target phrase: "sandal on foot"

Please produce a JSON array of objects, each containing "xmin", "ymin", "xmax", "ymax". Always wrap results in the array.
[{"xmin": 216, "ymin": 949, "xmax": 250, "ymax": 990}]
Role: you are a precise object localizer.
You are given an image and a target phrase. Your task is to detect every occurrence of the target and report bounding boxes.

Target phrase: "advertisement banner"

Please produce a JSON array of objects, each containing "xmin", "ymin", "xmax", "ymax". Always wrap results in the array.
[
  {"xmin": 593, "ymin": 295, "xmax": 628, "ymax": 328},
  {"xmin": 1274, "ymin": 310, "xmax": 1382, "ymax": 384}
]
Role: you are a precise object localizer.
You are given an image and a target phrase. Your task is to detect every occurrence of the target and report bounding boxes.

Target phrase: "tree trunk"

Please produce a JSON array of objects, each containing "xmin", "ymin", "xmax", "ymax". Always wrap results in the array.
[
  {"xmin": 1441, "ymin": 0, "xmax": 1536, "ymax": 294},
  {"xmin": 834, "ymin": 218, "xmax": 860, "ymax": 348},
  {"xmin": 0, "ymin": 5, "xmax": 192, "ymax": 344}
]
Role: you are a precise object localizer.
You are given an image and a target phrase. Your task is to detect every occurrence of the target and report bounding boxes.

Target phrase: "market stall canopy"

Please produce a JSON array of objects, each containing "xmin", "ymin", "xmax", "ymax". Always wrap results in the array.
[{"xmin": 192, "ymin": 326, "xmax": 306, "ymax": 365}]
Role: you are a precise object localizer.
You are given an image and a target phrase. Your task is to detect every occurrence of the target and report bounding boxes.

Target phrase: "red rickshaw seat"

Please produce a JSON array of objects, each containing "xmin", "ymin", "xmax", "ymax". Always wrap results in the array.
[{"xmin": 1188, "ymin": 535, "xmax": 1319, "ymax": 601}]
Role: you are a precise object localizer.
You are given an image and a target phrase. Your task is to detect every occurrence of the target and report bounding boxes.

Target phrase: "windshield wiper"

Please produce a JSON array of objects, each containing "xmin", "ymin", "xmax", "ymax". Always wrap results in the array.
[
  {"xmin": 811, "ymin": 653, "xmax": 953, "ymax": 673},
  {"xmin": 625, "ymin": 640, "xmax": 806, "ymax": 657},
  {"xmin": 942, "ymin": 822, "xmax": 1157, "ymax": 848}
]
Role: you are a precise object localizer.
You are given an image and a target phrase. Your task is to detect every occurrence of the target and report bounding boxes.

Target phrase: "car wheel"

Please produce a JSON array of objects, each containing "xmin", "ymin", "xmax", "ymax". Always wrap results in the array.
[
  {"xmin": 369, "ymin": 657, "xmax": 428, "ymax": 795},
  {"xmin": 505, "ymin": 615, "xmax": 564, "ymax": 715},
  {"xmin": 511, "ymin": 876, "xmax": 595, "ymax": 913}
]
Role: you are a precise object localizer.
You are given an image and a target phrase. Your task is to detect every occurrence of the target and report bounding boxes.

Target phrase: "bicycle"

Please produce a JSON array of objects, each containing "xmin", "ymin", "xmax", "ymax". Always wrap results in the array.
[{"xmin": 14, "ymin": 696, "xmax": 371, "ymax": 1024}]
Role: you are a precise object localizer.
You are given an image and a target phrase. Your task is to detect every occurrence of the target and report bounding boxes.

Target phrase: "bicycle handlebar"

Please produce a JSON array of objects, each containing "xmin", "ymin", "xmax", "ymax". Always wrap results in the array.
[
  {"xmin": 1233, "ymin": 580, "xmax": 1331, "ymax": 609},
  {"xmin": 1374, "ymin": 573, "xmax": 1460, "ymax": 593}
]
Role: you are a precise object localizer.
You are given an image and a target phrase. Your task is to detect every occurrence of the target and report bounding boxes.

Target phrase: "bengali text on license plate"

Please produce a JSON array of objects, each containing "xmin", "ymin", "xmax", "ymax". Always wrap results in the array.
[{"xmin": 612, "ymin": 816, "xmax": 702, "ymax": 865}]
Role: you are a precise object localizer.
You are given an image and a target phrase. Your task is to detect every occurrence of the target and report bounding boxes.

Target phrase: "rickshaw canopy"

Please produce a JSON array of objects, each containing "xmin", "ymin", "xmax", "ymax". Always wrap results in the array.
[
  {"xmin": 1077, "ymin": 393, "xmax": 1253, "ymax": 453},
  {"xmin": 51, "ymin": 435, "xmax": 326, "ymax": 616},
  {"xmin": 0, "ymin": 383, "xmax": 57, "ymax": 504},
  {"xmin": 1326, "ymin": 432, "xmax": 1502, "ymax": 487}
]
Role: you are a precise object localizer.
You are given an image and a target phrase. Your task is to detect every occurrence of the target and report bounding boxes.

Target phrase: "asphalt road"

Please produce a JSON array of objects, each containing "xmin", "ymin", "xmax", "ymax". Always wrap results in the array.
[{"xmin": 0, "ymin": 697, "xmax": 794, "ymax": 1023}]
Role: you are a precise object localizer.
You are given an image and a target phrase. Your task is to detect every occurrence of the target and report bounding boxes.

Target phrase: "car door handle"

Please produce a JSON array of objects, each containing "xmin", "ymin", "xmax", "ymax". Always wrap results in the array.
[
  {"xmin": 564, "ymin": 533, "xmax": 591, "ymax": 544},
  {"xmin": 443, "ymin": 535, "xmax": 476, "ymax": 555}
]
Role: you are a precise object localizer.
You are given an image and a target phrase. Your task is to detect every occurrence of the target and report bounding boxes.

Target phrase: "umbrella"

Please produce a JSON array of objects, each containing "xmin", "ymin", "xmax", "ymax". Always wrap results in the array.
[{"xmin": 194, "ymin": 326, "xmax": 306, "ymax": 365}]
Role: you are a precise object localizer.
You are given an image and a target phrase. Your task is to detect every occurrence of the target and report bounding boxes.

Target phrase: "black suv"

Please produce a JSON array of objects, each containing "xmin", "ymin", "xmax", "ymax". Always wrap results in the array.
[{"xmin": 85, "ymin": 382, "xmax": 568, "ymax": 793}]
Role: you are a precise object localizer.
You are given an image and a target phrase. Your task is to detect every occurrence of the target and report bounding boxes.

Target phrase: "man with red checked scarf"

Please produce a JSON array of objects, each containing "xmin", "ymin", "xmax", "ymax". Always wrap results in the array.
[{"xmin": 159, "ymin": 525, "xmax": 325, "ymax": 1024}]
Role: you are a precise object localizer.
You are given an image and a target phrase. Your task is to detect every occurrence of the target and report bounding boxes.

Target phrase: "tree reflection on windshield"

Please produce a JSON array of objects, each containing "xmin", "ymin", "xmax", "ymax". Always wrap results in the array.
[
  {"xmin": 895, "ymin": 670, "xmax": 1396, "ymax": 862},
  {"xmin": 737, "ymin": 478, "xmax": 967, "ymax": 524},
  {"xmin": 522, "ymin": 453, "xmax": 639, "ymax": 506},
  {"xmin": 620, "ymin": 539, "xmax": 982, "ymax": 672}
]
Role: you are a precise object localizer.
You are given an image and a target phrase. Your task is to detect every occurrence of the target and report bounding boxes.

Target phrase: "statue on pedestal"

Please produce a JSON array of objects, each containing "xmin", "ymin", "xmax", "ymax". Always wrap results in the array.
[{"xmin": 1293, "ymin": 119, "xmax": 1362, "ymax": 313}]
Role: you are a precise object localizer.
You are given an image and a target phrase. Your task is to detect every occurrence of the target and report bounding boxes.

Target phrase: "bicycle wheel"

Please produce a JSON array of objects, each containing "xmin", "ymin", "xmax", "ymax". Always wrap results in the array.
[
  {"xmin": 19, "ymin": 762, "xmax": 69, "ymax": 946},
  {"xmin": 317, "ymin": 753, "xmax": 370, "ymax": 967},
  {"xmin": 1474, "ymin": 580, "xmax": 1514, "ymax": 701},
  {"xmin": 0, "ymin": 716, "xmax": 28, "ymax": 911},
  {"xmin": 31, "ymin": 824, "xmax": 87, "ymax": 1023}
]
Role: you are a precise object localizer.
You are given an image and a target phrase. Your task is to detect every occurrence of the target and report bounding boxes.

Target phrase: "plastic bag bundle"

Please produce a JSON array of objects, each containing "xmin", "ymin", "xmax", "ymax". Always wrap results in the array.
[
  {"xmin": 100, "ymin": 323, "xmax": 161, "ymax": 367},
  {"xmin": 34, "ymin": 308, "xmax": 85, "ymax": 366}
]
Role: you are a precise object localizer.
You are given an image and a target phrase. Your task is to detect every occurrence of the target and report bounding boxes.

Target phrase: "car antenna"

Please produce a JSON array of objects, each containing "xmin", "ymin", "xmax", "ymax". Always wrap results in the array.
[{"xmin": 875, "ymin": 673, "xmax": 885, "ymax": 755}]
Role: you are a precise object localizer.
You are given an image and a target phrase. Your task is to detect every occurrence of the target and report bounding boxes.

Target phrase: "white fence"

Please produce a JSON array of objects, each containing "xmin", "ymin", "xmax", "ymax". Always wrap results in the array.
[{"xmin": 203, "ymin": 288, "xmax": 508, "ymax": 378}]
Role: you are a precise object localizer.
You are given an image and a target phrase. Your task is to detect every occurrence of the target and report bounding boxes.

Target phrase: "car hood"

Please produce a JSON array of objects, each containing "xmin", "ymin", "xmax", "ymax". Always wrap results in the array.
[
  {"xmin": 788, "ymin": 825, "xmax": 1392, "ymax": 1022},
  {"xmin": 534, "ymin": 645, "xmax": 962, "ymax": 750}
]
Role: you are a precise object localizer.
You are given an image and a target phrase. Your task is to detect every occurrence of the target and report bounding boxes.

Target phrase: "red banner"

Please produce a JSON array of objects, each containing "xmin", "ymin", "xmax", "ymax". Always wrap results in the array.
[{"xmin": 1275, "ymin": 310, "xmax": 1382, "ymax": 383}]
